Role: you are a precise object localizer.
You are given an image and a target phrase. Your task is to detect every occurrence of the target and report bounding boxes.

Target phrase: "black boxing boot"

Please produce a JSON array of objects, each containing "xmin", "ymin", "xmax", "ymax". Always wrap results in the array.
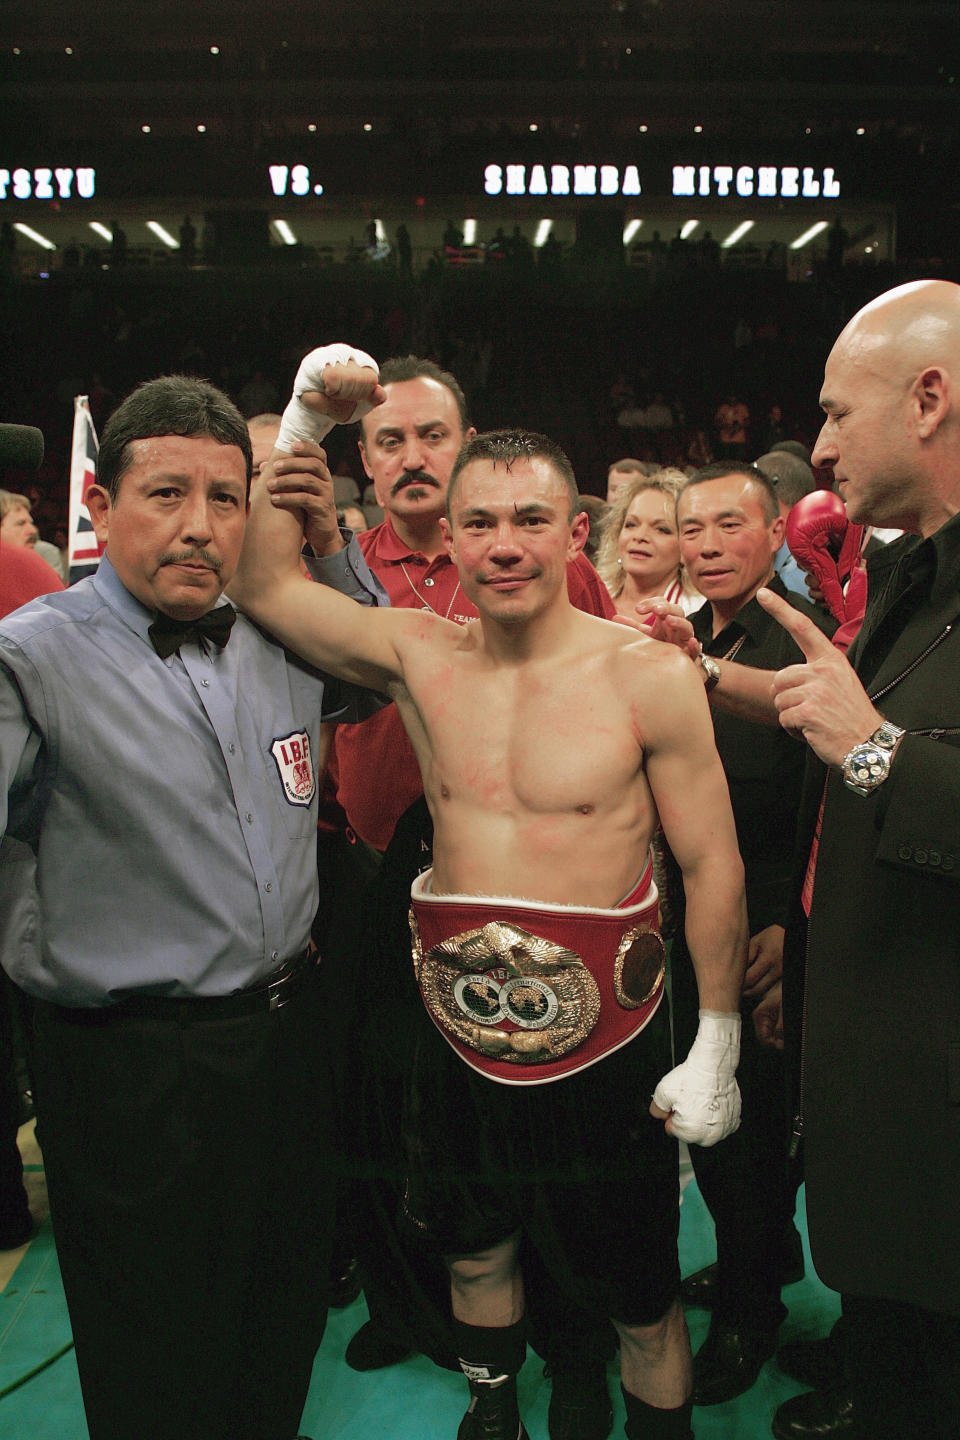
[
  {"xmin": 458, "ymin": 1375, "xmax": 529, "ymax": 1440},
  {"xmin": 622, "ymin": 1386, "xmax": 694, "ymax": 1440},
  {"xmin": 455, "ymin": 1319, "xmax": 529, "ymax": 1440},
  {"xmin": 548, "ymin": 1359, "xmax": 613, "ymax": 1440}
]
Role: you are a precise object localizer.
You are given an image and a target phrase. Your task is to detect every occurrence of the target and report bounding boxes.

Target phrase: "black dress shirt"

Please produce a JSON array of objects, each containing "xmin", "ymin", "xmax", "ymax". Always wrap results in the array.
[{"xmin": 691, "ymin": 573, "xmax": 836, "ymax": 932}]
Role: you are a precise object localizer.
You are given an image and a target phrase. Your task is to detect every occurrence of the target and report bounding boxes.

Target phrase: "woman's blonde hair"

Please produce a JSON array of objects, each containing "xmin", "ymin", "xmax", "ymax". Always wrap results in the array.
[{"xmin": 595, "ymin": 468, "xmax": 688, "ymax": 597}]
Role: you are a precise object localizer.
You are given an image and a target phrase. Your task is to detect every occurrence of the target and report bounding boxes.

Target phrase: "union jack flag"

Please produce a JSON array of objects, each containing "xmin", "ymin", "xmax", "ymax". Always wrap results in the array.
[{"xmin": 67, "ymin": 395, "xmax": 102, "ymax": 584}]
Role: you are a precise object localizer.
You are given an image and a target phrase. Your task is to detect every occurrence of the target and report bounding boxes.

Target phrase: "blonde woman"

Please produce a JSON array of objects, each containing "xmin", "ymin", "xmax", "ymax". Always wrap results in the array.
[{"xmin": 596, "ymin": 469, "xmax": 702, "ymax": 618}]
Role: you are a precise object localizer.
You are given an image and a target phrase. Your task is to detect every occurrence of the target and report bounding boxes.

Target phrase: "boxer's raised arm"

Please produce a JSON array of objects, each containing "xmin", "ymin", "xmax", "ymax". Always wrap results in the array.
[{"xmin": 231, "ymin": 447, "xmax": 413, "ymax": 692}]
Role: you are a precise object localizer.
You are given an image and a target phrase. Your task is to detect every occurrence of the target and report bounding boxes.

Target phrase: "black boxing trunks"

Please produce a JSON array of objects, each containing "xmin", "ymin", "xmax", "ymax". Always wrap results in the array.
[{"xmin": 409, "ymin": 858, "xmax": 664, "ymax": 1085}]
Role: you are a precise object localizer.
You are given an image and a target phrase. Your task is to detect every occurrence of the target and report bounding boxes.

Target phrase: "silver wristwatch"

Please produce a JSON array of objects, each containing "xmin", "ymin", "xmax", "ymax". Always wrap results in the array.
[
  {"xmin": 696, "ymin": 648, "xmax": 721, "ymax": 693},
  {"xmin": 841, "ymin": 720, "xmax": 906, "ymax": 796}
]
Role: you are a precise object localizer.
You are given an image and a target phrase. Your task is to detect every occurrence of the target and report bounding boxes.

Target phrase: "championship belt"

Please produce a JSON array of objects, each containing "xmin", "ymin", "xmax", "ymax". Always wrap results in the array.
[{"xmin": 409, "ymin": 861, "xmax": 664, "ymax": 1085}]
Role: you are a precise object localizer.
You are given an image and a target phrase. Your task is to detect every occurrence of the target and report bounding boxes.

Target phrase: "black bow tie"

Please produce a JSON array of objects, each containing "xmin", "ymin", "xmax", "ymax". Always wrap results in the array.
[{"xmin": 148, "ymin": 604, "xmax": 237, "ymax": 659}]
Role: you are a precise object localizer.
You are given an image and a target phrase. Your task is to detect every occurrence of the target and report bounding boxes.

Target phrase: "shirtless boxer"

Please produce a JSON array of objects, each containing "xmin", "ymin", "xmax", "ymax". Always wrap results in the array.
[{"xmin": 231, "ymin": 352, "xmax": 747, "ymax": 1440}]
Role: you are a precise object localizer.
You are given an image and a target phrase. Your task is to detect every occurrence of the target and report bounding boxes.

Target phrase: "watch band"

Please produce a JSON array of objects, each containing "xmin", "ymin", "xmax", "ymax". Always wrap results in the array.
[
  {"xmin": 696, "ymin": 646, "xmax": 721, "ymax": 693},
  {"xmin": 841, "ymin": 720, "xmax": 906, "ymax": 796}
]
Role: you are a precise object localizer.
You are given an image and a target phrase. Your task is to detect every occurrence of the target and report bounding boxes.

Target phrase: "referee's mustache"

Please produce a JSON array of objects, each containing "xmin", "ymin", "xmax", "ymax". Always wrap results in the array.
[{"xmin": 159, "ymin": 548, "xmax": 224, "ymax": 572}]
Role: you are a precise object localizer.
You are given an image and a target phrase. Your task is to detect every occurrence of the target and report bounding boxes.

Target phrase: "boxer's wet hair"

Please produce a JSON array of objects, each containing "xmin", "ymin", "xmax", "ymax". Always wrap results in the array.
[
  {"xmin": 98, "ymin": 375, "xmax": 253, "ymax": 501},
  {"xmin": 447, "ymin": 429, "xmax": 579, "ymax": 520},
  {"xmin": 679, "ymin": 461, "xmax": 779, "ymax": 523}
]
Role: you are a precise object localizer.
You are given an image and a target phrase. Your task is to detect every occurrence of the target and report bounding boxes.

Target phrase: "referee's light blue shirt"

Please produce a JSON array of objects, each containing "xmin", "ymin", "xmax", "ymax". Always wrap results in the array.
[{"xmin": 0, "ymin": 544, "xmax": 383, "ymax": 1006}]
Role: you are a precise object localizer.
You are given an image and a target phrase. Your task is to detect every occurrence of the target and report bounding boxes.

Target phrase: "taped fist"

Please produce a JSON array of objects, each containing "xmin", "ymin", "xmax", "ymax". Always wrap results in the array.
[
  {"xmin": 650, "ymin": 1011, "xmax": 741, "ymax": 1147},
  {"xmin": 276, "ymin": 343, "xmax": 384, "ymax": 453}
]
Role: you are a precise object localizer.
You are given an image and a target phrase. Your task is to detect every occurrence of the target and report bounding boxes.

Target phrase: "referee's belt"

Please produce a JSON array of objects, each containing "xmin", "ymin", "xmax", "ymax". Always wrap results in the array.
[
  {"xmin": 409, "ymin": 860, "xmax": 664, "ymax": 1085},
  {"xmin": 39, "ymin": 946, "xmax": 320, "ymax": 1024}
]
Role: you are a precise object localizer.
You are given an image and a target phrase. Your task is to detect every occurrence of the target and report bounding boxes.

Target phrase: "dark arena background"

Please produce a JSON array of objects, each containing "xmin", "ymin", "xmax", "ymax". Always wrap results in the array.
[
  {"xmin": 0, "ymin": 4, "xmax": 958, "ymax": 1438},
  {"xmin": 1, "ymin": 0, "xmax": 957, "ymax": 514}
]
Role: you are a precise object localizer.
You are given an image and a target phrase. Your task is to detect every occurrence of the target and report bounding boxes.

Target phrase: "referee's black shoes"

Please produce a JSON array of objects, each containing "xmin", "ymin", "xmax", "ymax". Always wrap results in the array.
[
  {"xmin": 771, "ymin": 1386, "xmax": 856, "ymax": 1439},
  {"xmin": 691, "ymin": 1316, "xmax": 779, "ymax": 1405}
]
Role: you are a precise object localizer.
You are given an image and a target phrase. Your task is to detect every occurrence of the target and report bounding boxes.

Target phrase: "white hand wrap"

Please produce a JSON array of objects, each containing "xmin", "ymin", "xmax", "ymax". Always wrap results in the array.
[
  {"xmin": 651, "ymin": 1010, "xmax": 741, "ymax": 1148},
  {"xmin": 275, "ymin": 343, "xmax": 380, "ymax": 453}
]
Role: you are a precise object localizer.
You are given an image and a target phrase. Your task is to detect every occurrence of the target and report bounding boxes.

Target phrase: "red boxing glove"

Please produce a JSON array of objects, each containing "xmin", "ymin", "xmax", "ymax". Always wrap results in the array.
[
  {"xmin": 785, "ymin": 490, "xmax": 865, "ymax": 626},
  {"xmin": 831, "ymin": 564, "xmax": 868, "ymax": 652}
]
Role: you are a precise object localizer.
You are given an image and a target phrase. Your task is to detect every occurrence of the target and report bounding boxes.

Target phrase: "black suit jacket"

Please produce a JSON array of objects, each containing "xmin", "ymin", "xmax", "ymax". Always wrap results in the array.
[{"xmin": 794, "ymin": 520, "xmax": 960, "ymax": 1316}]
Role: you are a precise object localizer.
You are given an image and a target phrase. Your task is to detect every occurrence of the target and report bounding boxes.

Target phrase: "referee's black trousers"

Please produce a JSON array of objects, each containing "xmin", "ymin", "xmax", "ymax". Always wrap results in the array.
[{"xmin": 26, "ymin": 965, "xmax": 335, "ymax": 1440}]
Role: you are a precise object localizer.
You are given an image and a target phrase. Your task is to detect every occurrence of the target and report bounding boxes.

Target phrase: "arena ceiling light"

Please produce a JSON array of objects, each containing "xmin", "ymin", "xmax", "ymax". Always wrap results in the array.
[
  {"xmin": 146, "ymin": 221, "xmax": 179, "ymax": 248},
  {"xmin": 533, "ymin": 219, "xmax": 553, "ymax": 248},
  {"xmin": 272, "ymin": 219, "xmax": 297, "ymax": 245},
  {"xmin": 790, "ymin": 220, "xmax": 829, "ymax": 250},
  {"xmin": 721, "ymin": 220, "xmax": 754, "ymax": 249},
  {"xmin": 463, "ymin": 218, "xmax": 477, "ymax": 245},
  {"xmin": 622, "ymin": 219, "xmax": 643, "ymax": 244},
  {"xmin": 89, "ymin": 222, "xmax": 113, "ymax": 241},
  {"xmin": 680, "ymin": 219, "xmax": 699, "ymax": 239},
  {"xmin": 13, "ymin": 222, "xmax": 55, "ymax": 250}
]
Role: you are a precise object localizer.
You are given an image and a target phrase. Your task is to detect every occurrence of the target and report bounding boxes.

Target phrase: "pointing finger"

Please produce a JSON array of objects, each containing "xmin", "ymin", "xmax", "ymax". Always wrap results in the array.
[{"xmin": 756, "ymin": 586, "xmax": 836, "ymax": 662}]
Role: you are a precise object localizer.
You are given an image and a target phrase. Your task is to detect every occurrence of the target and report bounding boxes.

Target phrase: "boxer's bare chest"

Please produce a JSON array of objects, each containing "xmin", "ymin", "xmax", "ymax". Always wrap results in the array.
[{"xmin": 394, "ymin": 639, "xmax": 643, "ymax": 820}]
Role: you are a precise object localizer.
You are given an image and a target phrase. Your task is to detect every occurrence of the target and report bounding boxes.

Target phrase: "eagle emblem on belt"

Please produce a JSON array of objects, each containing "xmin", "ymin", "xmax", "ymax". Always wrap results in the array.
[{"xmin": 411, "ymin": 917, "xmax": 600, "ymax": 1064}]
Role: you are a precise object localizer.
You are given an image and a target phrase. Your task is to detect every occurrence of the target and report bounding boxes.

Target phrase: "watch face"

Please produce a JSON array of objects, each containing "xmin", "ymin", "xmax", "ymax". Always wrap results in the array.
[{"xmin": 850, "ymin": 746, "xmax": 889, "ymax": 787}]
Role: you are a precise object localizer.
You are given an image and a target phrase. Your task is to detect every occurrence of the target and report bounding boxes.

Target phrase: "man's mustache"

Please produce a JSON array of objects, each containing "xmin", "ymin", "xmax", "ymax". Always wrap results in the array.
[
  {"xmin": 159, "ymin": 549, "xmax": 223, "ymax": 572},
  {"xmin": 391, "ymin": 471, "xmax": 440, "ymax": 498}
]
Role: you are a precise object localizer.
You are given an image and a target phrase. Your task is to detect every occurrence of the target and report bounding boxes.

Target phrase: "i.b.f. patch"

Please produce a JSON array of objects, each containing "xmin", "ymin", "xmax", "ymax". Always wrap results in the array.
[{"xmin": 270, "ymin": 729, "xmax": 315, "ymax": 806}]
